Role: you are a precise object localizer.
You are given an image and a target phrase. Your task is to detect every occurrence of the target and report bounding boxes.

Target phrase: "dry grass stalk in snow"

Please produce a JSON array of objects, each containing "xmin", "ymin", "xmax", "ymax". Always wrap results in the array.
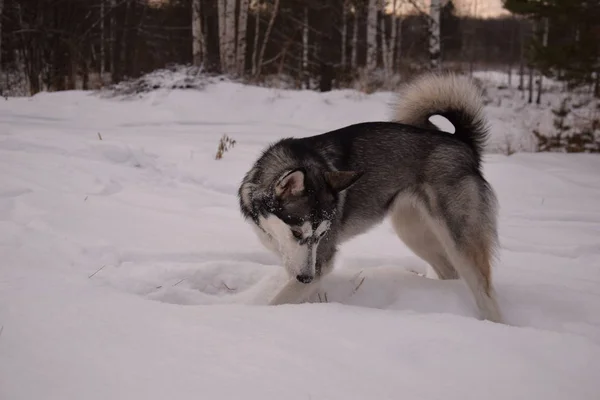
[{"xmin": 215, "ymin": 134, "xmax": 236, "ymax": 160}]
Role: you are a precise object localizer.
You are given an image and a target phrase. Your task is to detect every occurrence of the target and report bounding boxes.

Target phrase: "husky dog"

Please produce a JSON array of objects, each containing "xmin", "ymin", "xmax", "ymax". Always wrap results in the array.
[{"xmin": 238, "ymin": 73, "xmax": 503, "ymax": 323}]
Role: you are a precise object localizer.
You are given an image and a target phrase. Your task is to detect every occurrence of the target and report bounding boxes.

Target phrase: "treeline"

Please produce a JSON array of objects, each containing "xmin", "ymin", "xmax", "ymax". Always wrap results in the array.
[
  {"xmin": 505, "ymin": 0, "xmax": 600, "ymax": 98},
  {"xmin": 0, "ymin": 0, "xmax": 540, "ymax": 95}
]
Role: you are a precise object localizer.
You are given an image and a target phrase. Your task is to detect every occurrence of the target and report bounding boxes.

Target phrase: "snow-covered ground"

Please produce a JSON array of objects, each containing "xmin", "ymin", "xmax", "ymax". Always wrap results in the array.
[{"xmin": 1, "ymin": 77, "xmax": 600, "ymax": 399}]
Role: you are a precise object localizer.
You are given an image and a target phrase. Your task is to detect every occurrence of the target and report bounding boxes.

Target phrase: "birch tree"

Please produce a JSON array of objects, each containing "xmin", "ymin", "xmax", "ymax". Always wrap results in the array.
[
  {"xmin": 236, "ymin": 0, "xmax": 249, "ymax": 75},
  {"xmin": 252, "ymin": 1, "xmax": 260, "ymax": 76},
  {"xmin": 192, "ymin": 0, "xmax": 203, "ymax": 67},
  {"xmin": 351, "ymin": 5, "xmax": 358, "ymax": 69},
  {"xmin": 341, "ymin": 0, "xmax": 347, "ymax": 69},
  {"xmin": 366, "ymin": 0, "xmax": 377, "ymax": 70},
  {"xmin": 394, "ymin": 12, "xmax": 403, "ymax": 69},
  {"xmin": 100, "ymin": 0, "xmax": 105, "ymax": 82},
  {"xmin": 225, "ymin": 0, "xmax": 236, "ymax": 71},
  {"xmin": 218, "ymin": 0, "xmax": 236, "ymax": 73},
  {"xmin": 380, "ymin": 0, "xmax": 391, "ymax": 74},
  {"xmin": 429, "ymin": 0, "xmax": 441, "ymax": 70},
  {"xmin": 390, "ymin": 0, "xmax": 399, "ymax": 70},
  {"xmin": 302, "ymin": 5, "xmax": 309, "ymax": 88}
]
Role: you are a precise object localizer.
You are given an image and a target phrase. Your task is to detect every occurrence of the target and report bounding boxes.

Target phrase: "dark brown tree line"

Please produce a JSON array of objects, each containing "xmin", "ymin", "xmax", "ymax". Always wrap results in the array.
[{"xmin": 0, "ymin": 0, "xmax": 529, "ymax": 95}]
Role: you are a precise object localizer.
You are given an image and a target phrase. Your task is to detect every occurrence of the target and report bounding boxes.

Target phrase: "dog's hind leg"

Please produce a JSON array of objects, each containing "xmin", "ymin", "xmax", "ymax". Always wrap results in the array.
[
  {"xmin": 390, "ymin": 195, "xmax": 459, "ymax": 280},
  {"xmin": 439, "ymin": 231, "xmax": 503, "ymax": 323},
  {"xmin": 429, "ymin": 181, "xmax": 503, "ymax": 323},
  {"xmin": 390, "ymin": 191, "xmax": 503, "ymax": 323}
]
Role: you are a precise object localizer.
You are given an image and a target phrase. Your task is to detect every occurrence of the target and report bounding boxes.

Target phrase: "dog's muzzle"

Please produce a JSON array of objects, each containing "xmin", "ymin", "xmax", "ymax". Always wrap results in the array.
[{"xmin": 296, "ymin": 274, "xmax": 313, "ymax": 284}]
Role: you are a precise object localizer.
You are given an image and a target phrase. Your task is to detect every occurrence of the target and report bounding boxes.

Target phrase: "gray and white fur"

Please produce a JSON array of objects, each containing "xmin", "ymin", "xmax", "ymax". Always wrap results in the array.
[{"xmin": 238, "ymin": 73, "xmax": 503, "ymax": 323}]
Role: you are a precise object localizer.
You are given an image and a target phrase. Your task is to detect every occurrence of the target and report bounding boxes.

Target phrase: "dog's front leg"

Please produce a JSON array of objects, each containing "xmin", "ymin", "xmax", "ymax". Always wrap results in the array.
[
  {"xmin": 268, "ymin": 256, "xmax": 335, "ymax": 306},
  {"xmin": 268, "ymin": 278, "xmax": 321, "ymax": 305}
]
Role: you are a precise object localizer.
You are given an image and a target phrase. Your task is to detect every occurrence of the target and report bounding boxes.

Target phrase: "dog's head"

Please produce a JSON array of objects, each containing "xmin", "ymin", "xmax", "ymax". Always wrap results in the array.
[{"xmin": 258, "ymin": 168, "xmax": 362, "ymax": 283}]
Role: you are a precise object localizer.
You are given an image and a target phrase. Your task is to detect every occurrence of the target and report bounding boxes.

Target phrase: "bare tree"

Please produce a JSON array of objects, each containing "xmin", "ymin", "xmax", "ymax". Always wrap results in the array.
[
  {"xmin": 192, "ymin": 0, "xmax": 204, "ymax": 67},
  {"xmin": 536, "ymin": 17, "xmax": 548, "ymax": 105},
  {"xmin": 341, "ymin": 0, "xmax": 348, "ymax": 69},
  {"xmin": 110, "ymin": 0, "xmax": 116, "ymax": 80},
  {"xmin": 351, "ymin": 5, "xmax": 358, "ymax": 69},
  {"xmin": 390, "ymin": 0, "xmax": 398, "ymax": 71},
  {"xmin": 226, "ymin": 0, "xmax": 236, "ymax": 71},
  {"xmin": 252, "ymin": 0, "xmax": 260, "ymax": 76},
  {"xmin": 0, "ymin": 0, "xmax": 4, "ymax": 70},
  {"xmin": 366, "ymin": 0, "xmax": 377, "ymax": 70},
  {"xmin": 204, "ymin": 0, "xmax": 222, "ymax": 73},
  {"xmin": 519, "ymin": 19, "xmax": 525, "ymax": 91},
  {"xmin": 528, "ymin": 65, "xmax": 534, "ymax": 103},
  {"xmin": 237, "ymin": 0, "xmax": 249, "ymax": 75},
  {"xmin": 380, "ymin": 0, "xmax": 388, "ymax": 73},
  {"xmin": 100, "ymin": 0, "xmax": 105, "ymax": 82},
  {"xmin": 219, "ymin": 0, "xmax": 236, "ymax": 73},
  {"xmin": 255, "ymin": 0, "xmax": 280, "ymax": 78},
  {"xmin": 394, "ymin": 9, "xmax": 403, "ymax": 69},
  {"xmin": 302, "ymin": 5, "xmax": 309, "ymax": 88},
  {"xmin": 429, "ymin": 0, "xmax": 441, "ymax": 70}
]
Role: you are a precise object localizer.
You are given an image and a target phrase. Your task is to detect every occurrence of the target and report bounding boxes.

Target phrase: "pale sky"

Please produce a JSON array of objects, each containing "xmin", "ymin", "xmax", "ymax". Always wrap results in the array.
[
  {"xmin": 393, "ymin": 0, "xmax": 510, "ymax": 18},
  {"xmin": 151, "ymin": 0, "xmax": 511, "ymax": 19},
  {"xmin": 453, "ymin": 0, "xmax": 510, "ymax": 17}
]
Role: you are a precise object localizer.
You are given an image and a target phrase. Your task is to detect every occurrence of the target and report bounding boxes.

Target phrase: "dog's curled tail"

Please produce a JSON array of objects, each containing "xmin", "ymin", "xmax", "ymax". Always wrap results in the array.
[{"xmin": 392, "ymin": 73, "xmax": 489, "ymax": 160}]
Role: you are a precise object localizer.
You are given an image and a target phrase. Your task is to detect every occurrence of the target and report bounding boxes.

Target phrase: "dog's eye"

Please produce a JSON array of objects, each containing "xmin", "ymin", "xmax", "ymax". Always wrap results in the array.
[{"xmin": 291, "ymin": 229, "xmax": 303, "ymax": 239}]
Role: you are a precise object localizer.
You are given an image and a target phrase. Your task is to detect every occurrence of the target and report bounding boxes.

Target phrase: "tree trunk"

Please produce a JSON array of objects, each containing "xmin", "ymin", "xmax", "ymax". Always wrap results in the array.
[
  {"xmin": 317, "ymin": 0, "xmax": 341, "ymax": 92},
  {"xmin": 117, "ymin": 0, "xmax": 132, "ymax": 82},
  {"xmin": 390, "ymin": 0, "xmax": 397, "ymax": 72},
  {"xmin": 110, "ymin": 0, "xmax": 116, "ymax": 81},
  {"xmin": 351, "ymin": 7, "xmax": 358, "ymax": 69},
  {"xmin": 341, "ymin": 0, "xmax": 347, "ymax": 70},
  {"xmin": 255, "ymin": 0, "xmax": 279, "ymax": 78},
  {"xmin": 0, "ymin": 0, "xmax": 5, "ymax": 70},
  {"xmin": 507, "ymin": 18, "xmax": 515, "ymax": 87},
  {"xmin": 395, "ymin": 15, "xmax": 403, "ymax": 70},
  {"xmin": 366, "ymin": 0, "xmax": 377, "ymax": 70},
  {"xmin": 100, "ymin": 0, "xmax": 105, "ymax": 84},
  {"xmin": 528, "ymin": 66, "xmax": 533, "ymax": 104},
  {"xmin": 302, "ymin": 5, "xmax": 309, "ymax": 88},
  {"xmin": 380, "ymin": 0, "xmax": 389, "ymax": 73},
  {"xmin": 192, "ymin": 0, "xmax": 203, "ymax": 66},
  {"xmin": 429, "ymin": 0, "xmax": 441, "ymax": 71},
  {"xmin": 82, "ymin": 41, "xmax": 90, "ymax": 90},
  {"xmin": 219, "ymin": 0, "xmax": 236, "ymax": 73},
  {"xmin": 536, "ymin": 73, "xmax": 543, "ymax": 105},
  {"xmin": 518, "ymin": 20, "xmax": 524, "ymax": 91},
  {"xmin": 218, "ymin": 0, "xmax": 228, "ymax": 72},
  {"xmin": 236, "ymin": 0, "xmax": 249, "ymax": 75},
  {"xmin": 225, "ymin": 0, "xmax": 236, "ymax": 72},
  {"xmin": 251, "ymin": 1, "xmax": 260, "ymax": 76},
  {"xmin": 536, "ymin": 17, "xmax": 548, "ymax": 105},
  {"xmin": 203, "ymin": 0, "xmax": 221, "ymax": 73}
]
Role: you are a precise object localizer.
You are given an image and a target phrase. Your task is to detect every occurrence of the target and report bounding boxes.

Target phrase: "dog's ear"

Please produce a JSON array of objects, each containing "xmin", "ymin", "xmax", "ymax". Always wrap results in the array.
[
  {"xmin": 275, "ymin": 169, "xmax": 305, "ymax": 198},
  {"xmin": 324, "ymin": 171, "xmax": 363, "ymax": 192}
]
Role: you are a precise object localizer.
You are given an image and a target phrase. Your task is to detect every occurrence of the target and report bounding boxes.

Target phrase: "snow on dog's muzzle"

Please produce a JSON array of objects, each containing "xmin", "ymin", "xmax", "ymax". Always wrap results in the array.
[{"xmin": 285, "ymin": 243, "xmax": 316, "ymax": 284}]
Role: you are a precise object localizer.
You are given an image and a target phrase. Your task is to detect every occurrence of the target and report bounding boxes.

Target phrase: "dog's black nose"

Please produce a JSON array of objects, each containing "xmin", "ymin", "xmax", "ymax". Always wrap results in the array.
[{"xmin": 296, "ymin": 274, "xmax": 313, "ymax": 284}]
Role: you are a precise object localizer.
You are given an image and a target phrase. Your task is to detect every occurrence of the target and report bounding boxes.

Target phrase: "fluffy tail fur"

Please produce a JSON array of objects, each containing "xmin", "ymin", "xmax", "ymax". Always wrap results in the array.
[{"xmin": 392, "ymin": 73, "xmax": 490, "ymax": 161}]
